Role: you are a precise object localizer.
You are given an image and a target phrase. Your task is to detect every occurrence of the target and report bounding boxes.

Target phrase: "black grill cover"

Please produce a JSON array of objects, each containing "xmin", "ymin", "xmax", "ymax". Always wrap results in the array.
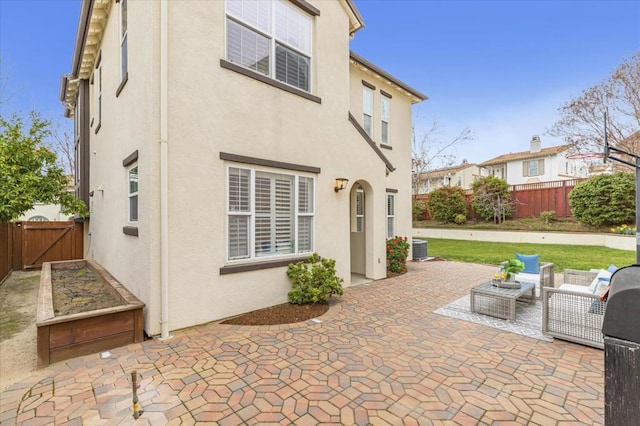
[{"xmin": 602, "ymin": 265, "xmax": 640, "ymax": 343}]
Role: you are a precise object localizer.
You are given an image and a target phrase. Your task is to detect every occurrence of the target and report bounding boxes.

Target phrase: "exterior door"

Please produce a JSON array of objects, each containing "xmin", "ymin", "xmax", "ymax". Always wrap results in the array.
[{"xmin": 350, "ymin": 187, "xmax": 366, "ymax": 274}]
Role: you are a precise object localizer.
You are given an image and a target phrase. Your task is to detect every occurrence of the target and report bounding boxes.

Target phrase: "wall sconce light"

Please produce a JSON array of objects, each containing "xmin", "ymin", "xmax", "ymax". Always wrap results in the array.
[{"xmin": 334, "ymin": 178, "xmax": 349, "ymax": 192}]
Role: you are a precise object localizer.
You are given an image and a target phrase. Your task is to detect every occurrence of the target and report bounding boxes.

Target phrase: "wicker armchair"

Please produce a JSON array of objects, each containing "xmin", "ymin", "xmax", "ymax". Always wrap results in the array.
[{"xmin": 542, "ymin": 269, "xmax": 605, "ymax": 349}]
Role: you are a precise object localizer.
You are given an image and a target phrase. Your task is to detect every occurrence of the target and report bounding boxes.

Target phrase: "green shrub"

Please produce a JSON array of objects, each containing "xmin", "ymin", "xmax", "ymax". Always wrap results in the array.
[
  {"xmin": 471, "ymin": 176, "xmax": 512, "ymax": 223},
  {"xmin": 287, "ymin": 253, "xmax": 344, "ymax": 304},
  {"xmin": 454, "ymin": 214, "xmax": 467, "ymax": 224},
  {"xmin": 540, "ymin": 210, "xmax": 557, "ymax": 224},
  {"xmin": 569, "ymin": 172, "xmax": 635, "ymax": 226},
  {"xmin": 386, "ymin": 236, "xmax": 410, "ymax": 274},
  {"xmin": 426, "ymin": 186, "xmax": 467, "ymax": 223},
  {"xmin": 412, "ymin": 199, "xmax": 427, "ymax": 221}
]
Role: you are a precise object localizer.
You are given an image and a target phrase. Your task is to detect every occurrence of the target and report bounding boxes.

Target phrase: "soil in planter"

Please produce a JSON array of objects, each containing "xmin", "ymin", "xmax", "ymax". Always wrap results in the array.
[
  {"xmin": 52, "ymin": 267, "xmax": 123, "ymax": 316},
  {"xmin": 221, "ymin": 302, "xmax": 328, "ymax": 326}
]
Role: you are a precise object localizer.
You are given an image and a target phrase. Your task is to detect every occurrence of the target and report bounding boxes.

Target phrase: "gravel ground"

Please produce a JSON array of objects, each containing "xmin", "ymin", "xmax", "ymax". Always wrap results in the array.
[{"xmin": 0, "ymin": 270, "xmax": 39, "ymax": 391}]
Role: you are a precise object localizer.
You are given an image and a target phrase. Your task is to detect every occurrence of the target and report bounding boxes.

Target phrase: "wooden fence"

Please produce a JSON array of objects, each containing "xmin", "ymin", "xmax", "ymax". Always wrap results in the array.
[
  {"xmin": 414, "ymin": 179, "xmax": 582, "ymax": 220},
  {"xmin": 0, "ymin": 223, "xmax": 13, "ymax": 285},
  {"xmin": 0, "ymin": 221, "xmax": 84, "ymax": 284}
]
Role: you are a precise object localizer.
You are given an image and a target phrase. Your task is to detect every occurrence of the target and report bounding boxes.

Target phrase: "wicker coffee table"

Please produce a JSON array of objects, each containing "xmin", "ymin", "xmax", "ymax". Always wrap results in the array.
[{"xmin": 470, "ymin": 281, "xmax": 535, "ymax": 320}]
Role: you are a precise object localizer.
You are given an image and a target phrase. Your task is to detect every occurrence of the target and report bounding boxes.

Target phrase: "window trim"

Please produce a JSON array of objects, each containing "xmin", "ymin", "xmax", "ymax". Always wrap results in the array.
[
  {"xmin": 523, "ymin": 159, "xmax": 544, "ymax": 177},
  {"xmin": 226, "ymin": 164, "xmax": 316, "ymax": 263},
  {"xmin": 120, "ymin": 0, "xmax": 128, "ymax": 84},
  {"xmin": 95, "ymin": 64, "xmax": 102, "ymax": 134},
  {"xmin": 127, "ymin": 164, "xmax": 138, "ymax": 223},
  {"xmin": 381, "ymin": 95, "xmax": 390, "ymax": 145},
  {"xmin": 355, "ymin": 189, "xmax": 364, "ymax": 233},
  {"xmin": 220, "ymin": 59, "xmax": 321, "ymax": 103},
  {"xmin": 363, "ymin": 86, "xmax": 373, "ymax": 137},
  {"xmin": 386, "ymin": 193, "xmax": 395, "ymax": 239}
]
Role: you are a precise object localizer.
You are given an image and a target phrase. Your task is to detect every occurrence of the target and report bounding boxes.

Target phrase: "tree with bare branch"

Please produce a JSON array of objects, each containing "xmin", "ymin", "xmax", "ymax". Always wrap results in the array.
[
  {"xmin": 549, "ymin": 51, "xmax": 640, "ymax": 165},
  {"xmin": 48, "ymin": 118, "xmax": 75, "ymax": 176},
  {"xmin": 411, "ymin": 117, "xmax": 473, "ymax": 194}
]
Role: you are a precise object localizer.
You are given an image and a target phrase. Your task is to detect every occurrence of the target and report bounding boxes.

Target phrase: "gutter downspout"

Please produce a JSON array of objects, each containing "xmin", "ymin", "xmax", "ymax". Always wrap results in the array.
[{"xmin": 159, "ymin": 0, "xmax": 171, "ymax": 340}]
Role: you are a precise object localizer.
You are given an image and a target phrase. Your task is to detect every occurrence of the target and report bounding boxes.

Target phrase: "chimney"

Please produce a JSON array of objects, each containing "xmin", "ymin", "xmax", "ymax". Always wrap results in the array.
[{"xmin": 530, "ymin": 135, "xmax": 541, "ymax": 153}]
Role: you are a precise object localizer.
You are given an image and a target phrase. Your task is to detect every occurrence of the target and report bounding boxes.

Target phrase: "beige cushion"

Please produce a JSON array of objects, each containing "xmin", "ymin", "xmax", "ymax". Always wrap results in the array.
[{"xmin": 559, "ymin": 284, "xmax": 593, "ymax": 294}]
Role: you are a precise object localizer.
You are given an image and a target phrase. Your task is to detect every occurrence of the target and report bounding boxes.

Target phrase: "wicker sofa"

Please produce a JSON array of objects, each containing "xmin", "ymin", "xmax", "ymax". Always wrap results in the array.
[{"xmin": 541, "ymin": 269, "xmax": 606, "ymax": 349}]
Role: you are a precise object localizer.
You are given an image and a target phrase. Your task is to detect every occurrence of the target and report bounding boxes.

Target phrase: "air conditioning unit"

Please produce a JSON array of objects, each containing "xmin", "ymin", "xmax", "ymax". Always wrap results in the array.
[{"xmin": 412, "ymin": 239, "xmax": 428, "ymax": 261}]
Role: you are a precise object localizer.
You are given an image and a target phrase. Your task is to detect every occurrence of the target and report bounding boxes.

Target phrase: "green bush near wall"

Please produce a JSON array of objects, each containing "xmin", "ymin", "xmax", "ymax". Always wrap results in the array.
[{"xmin": 569, "ymin": 172, "xmax": 635, "ymax": 227}]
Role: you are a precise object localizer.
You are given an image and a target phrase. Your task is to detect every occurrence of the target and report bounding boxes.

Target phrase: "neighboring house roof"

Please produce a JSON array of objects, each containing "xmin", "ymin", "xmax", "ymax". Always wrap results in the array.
[
  {"xmin": 349, "ymin": 51, "xmax": 428, "ymax": 103},
  {"xmin": 418, "ymin": 163, "xmax": 477, "ymax": 180},
  {"xmin": 60, "ymin": 0, "xmax": 366, "ymax": 116},
  {"xmin": 478, "ymin": 144, "xmax": 573, "ymax": 167}
]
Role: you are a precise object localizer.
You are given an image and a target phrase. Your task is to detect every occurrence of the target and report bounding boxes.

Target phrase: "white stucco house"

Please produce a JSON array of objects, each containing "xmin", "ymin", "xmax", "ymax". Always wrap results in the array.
[
  {"xmin": 18, "ymin": 176, "xmax": 75, "ymax": 222},
  {"xmin": 60, "ymin": 0, "xmax": 427, "ymax": 337},
  {"xmin": 414, "ymin": 160, "xmax": 479, "ymax": 194},
  {"xmin": 478, "ymin": 136, "xmax": 580, "ymax": 185}
]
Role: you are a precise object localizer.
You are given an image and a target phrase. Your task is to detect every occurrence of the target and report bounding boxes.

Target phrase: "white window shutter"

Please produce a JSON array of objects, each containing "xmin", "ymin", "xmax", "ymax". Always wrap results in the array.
[
  {"xmin": 228, "ymin": 216, "xmax": 249, "ymax": 259},
  {"xmin": 275, "ymin": 177, "xmax": 293, "ymax": 254}
]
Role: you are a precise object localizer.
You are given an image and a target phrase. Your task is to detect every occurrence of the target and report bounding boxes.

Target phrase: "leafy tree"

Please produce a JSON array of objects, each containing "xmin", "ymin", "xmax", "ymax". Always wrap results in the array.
[
  {"xmin": 426, "ymin": 186, "xmax": 467, "ymax": 223},
  {"xmin": 472, "ymin": 176, "xmax": 512, "ymax": 223},
  {"xmin": 569, "ymin": 172, "xmax": 635, "ymax": 227},
  {"xmin": 549, "ymin": 51, "xmax": 640, "ymax": 168},
  {"xmin": 0, "ymin": 113, "xmax": 87, "ymax": 223}
]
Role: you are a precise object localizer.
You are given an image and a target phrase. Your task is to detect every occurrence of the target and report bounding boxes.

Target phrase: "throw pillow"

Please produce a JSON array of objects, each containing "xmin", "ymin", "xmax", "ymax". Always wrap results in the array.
[
  {"xmin": 596, "ymin": 269, "xmax": 612, "ymax": 283},
  {"xmin": 588, "ymin": 277, "xmax": 601, "ymax": 293},
  {"xmin": 515, "ymin": 253, "xmax": 540, "ymax": 274},
  {"xmin": 593, "ymin": 279, "xmax": 609, "ymax": 297}
]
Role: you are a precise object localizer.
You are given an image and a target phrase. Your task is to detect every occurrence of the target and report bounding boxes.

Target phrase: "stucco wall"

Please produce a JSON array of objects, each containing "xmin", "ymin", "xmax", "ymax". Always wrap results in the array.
[
  {"xmin": 83, "ymin": 0, "xmax": 421, "ymax": 335},
  {"xmin": 84, "ymin": 0, "xmax": 161, "ymax": 334}
]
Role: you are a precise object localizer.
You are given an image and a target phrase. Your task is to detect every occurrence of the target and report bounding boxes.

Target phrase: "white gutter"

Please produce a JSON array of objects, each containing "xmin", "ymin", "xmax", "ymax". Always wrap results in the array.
[{"xmin": 159, "ymin": 0, "xmax": 171, "ymax": 340}]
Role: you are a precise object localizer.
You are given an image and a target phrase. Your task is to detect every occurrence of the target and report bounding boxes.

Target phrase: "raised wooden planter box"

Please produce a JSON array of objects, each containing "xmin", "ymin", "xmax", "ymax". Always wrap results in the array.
[{"xmin": 37, "ymin": 259, "xmax": 144, "ymax": 368}]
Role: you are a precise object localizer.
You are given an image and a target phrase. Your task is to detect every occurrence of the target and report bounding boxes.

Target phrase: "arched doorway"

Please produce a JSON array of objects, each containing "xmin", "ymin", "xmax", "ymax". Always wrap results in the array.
[{"xmin": 349, "ymin": 180, "xmax": 373, "ymax": 284}]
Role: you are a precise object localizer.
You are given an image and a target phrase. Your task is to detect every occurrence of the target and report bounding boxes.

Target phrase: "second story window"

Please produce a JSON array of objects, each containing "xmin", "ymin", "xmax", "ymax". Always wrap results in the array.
[
  {"xmin": 363, "ymin": 87, "xmax": 373, "ymax": 137},
  {"xmin": 524, "ymin": 159, "xmax": 544, "ymax": 177},
  {"xmin": 381, "ymin": 96, "xmax": 390, "ymax": 144},
  {"xmin": 95, "ymin": 65, "xmax": 102, "ymax": 130},
  {"xmin": 120, "ymin": 0, "xmax": 128, "ymax": 79},
  {"xmin": 226, "ymin": 0, "xmax": 312, "ymax": 92}
]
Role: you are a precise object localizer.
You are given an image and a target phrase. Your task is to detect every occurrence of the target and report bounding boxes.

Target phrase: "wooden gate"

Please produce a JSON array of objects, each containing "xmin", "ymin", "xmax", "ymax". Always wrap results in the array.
[{"xmin": 18, "ymin": 221, "xmax": 83, "ymax": 270}]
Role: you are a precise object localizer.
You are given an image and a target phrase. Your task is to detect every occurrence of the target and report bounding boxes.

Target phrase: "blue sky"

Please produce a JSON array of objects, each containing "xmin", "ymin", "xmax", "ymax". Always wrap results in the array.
[{"xmin": 1, "ymin": 0, "xmax": 639, "ymax": 165}]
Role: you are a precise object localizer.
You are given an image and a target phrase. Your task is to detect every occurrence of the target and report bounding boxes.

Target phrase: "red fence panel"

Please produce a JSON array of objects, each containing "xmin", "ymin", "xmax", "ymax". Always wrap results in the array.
[{"xmin": 414, "ymin": 178, "xmax": 583, "ymax": 221}]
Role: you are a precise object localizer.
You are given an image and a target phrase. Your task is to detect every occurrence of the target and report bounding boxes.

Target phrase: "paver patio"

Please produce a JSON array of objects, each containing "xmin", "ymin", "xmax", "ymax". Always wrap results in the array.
[{"xmin": 0, "ymin": 261, "xmax": 604, "ymax": 425}]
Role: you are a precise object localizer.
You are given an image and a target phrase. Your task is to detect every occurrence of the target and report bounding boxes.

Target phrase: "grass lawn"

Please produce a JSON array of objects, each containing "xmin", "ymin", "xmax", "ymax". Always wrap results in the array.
[{"xmin": 416, "ymin": 238, "xmax": 636, "ymax": 272}]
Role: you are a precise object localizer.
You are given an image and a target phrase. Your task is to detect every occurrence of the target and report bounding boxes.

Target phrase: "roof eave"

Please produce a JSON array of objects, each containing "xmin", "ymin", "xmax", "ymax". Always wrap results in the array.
[
  {"xmin": 341, "ymin": 0, "xmax": 365, "ymax": 35},
  {"xmin": 349, "ymin": 51, "xmax": 428, "ymax": 103}
]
